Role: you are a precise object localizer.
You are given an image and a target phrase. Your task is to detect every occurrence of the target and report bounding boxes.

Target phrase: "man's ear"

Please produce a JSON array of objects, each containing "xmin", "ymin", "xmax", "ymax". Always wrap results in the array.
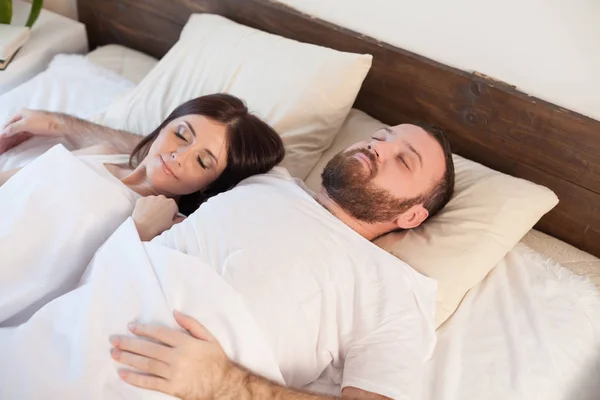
[{"xmin": 395, "ymin": 205, "xmax": 429, "ymax": 230}]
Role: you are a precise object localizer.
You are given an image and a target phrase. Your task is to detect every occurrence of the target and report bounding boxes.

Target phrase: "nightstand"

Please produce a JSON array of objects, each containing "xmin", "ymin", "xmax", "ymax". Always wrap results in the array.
[{"xmin": 0, "ymin": 0, "xmax": 88, "ymax": 95}]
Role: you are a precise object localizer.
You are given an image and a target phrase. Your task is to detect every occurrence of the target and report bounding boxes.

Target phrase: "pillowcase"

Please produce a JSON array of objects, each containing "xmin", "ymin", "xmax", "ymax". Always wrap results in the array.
[
  {"xmin": 85, "ymin": 44, "xmax": 159, "ymax": 85},
  {"xmin": 99, "ymin": 14, "xmax": 373, "ymax": 179},
  {"xmin": 304, "ymin": 109, "xmax": 559, "ymax": 328}
]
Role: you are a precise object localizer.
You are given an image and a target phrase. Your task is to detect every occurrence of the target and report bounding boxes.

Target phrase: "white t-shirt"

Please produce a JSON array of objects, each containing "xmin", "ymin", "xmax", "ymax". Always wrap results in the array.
[{"xmin": 154, "ymin": 167, "xmax": 437, "ymax": 399}]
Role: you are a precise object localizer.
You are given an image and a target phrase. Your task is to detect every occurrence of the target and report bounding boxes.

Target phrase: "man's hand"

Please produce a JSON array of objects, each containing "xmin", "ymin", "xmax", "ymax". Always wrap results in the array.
[
  {"xmin": 111, "ymin": 310, "xmax": 233, "ymax": 400},
  {"xmin": 0, "ymin": 109, "xmax": 62, "ymax": 154},
  {"xmin": 111, "ymin": 312, "xmax": 389, "ymax": 400}
]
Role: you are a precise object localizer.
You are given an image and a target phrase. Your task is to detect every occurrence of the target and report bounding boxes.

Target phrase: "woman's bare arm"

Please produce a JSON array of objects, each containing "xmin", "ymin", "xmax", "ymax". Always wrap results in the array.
[{"xmin": 1, "ymin": 110, "xmax": 141, "ymax": 155}]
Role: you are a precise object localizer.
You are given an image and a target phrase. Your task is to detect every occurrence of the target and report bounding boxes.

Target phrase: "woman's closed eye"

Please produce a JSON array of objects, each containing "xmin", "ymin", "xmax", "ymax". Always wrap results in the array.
[
  {"xmin": 197, "ymin": 154, "xmax": 214, "ymax": 170},
  {"xmin": 174, "ymin": 126, "xmax": 188, "ymax": 141}
]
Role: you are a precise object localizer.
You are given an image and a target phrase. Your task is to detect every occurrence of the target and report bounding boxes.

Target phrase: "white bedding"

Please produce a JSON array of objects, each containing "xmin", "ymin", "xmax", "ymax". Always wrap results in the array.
[
  {"xmin": 426, "ymin": 243, "xmax": 600, "ymax": 400},
  {"xmin": 0, "ymin": 145, "xmax": 138, "ymax": 325},
  {"xmin": 2, "ymin": 43, "xmax": 600, "ymax": 399},
  {"xmin": 0, "ymin": 218, "xmax": 283, "ymax": 399}
]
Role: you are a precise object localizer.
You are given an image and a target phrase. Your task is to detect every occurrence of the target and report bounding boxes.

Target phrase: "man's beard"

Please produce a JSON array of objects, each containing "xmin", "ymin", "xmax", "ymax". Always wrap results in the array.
[{"xmin": 321, "ymin": 148, "xmax": 422, "ymax": 224}]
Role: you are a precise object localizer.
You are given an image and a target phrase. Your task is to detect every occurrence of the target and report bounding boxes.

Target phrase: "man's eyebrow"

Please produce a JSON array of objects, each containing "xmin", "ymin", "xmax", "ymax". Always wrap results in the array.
[
  {"xmin": 384, "ymin": 127, "xmax": 394, "ymax": 134},
  {"xmin": 183, "ymin": 120, "xmax": 196, "ymax": 137},
  {"xmin": 403, "ymin": 140, "xmax": 423, "ymax": 166}
]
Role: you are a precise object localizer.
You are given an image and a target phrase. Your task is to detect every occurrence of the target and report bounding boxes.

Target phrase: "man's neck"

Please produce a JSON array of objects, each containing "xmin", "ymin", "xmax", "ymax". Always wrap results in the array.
[{"xmin": 314, "ymin": 188, "xmax": 393, "ymax": 241}]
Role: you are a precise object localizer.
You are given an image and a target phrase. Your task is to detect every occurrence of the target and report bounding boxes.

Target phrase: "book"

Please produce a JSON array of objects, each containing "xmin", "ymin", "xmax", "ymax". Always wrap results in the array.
[
  {"xmin": 0, "ymin": 47, "xmax": 21, "ymax": 71},
  {"xmin": 0, "ymin": 24, "xmax": 30, "ymax": 63}
]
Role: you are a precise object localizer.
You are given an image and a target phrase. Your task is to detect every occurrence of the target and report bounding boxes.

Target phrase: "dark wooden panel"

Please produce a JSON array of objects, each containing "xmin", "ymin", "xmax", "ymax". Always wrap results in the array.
[{"xmin": 77, "ymin": 0, "xmax": 600, "ymax": 257}]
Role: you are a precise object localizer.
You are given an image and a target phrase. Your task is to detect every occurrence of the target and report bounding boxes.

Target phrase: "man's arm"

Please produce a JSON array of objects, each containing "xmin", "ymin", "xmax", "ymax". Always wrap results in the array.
[
  {"xmin": 218, "ymin": 366, "xmax": 388, "ymax": 400},
  {"xmin": 0, "ymin": 109, "xmax": 141, "ymax": 155},
  {"xmin": 110, "ymin": 311, "xmax": 389, "ymax": 400}
]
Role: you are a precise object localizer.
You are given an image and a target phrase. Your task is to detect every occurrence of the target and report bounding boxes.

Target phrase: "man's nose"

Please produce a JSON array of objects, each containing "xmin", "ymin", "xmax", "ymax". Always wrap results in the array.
[{"xmin": 367, "ymin": 141, "xmax": 382, "ymax": 162}]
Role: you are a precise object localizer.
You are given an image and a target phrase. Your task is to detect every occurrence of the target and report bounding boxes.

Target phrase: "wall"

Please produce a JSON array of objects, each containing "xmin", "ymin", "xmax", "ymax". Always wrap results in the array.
[
  {"xmin": 280, "ymin": 0, "xmax": 600, "ymax": 121},
  {"xmin": 33, "ymin": 0, "xmax": 599, "ymax": 120}
]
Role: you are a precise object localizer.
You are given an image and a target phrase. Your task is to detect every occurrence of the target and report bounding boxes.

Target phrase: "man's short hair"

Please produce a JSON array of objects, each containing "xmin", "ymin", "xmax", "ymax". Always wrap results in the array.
[{"xmin": 415, "ymin": 123, "xmax": 455, "ymax": 219}]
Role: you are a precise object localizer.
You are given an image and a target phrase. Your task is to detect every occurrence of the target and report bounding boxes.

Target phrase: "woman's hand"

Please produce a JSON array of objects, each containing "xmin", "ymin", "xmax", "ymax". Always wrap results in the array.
[
  {"xmin": 111, "ymin": 311, "xmax": 234, "ymax": 400},
  {"xmin": 0, "ymin": 109, "xmax": 64, "ymax": 154},
  {"xmin": 132, "ymin": 195, "xmax": 184, "ymax": 241}
]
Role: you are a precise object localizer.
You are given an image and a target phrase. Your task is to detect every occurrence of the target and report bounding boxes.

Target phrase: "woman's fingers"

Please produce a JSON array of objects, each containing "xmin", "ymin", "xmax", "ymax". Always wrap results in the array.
[
  {"xmin": 128, "ymin": 322, "xmax": 189, "ymax": 347},
  {"xmin": 0, "ymin": 132, "xmax": 32, "ymax": 154},
  {"xmin": 1, "ymin": 118, "xmax": 27, "ymax": 136},
  {"xmin": 111, "ymin": 348, "xmax": 171, "ymax": 379},
  {"xmin": 174, "ymin": 310, "xmax": 217, "ymax": 343},
  {"xmin": 111, "ymin": 335, "xmax": 173, "ymax": 364},
  {"xmin": 118, "ymin": 369, "xmax": 171, "ymax": 394},
  {"xmin": 2, "ymin": 113, "xmax": 23, "ymax": 130}
]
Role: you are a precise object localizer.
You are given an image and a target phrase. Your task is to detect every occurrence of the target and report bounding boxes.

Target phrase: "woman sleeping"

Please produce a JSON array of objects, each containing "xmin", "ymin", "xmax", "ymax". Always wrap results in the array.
[{"xmin": 0, "ymin": 93, "xmax": 284, "ymax": 325}]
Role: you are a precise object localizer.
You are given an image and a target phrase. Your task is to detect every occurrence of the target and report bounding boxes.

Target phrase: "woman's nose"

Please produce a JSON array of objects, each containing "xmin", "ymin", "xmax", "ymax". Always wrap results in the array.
[{"xmin": 170, "ymin": 151, "xmax": 182, "ymax": 166}]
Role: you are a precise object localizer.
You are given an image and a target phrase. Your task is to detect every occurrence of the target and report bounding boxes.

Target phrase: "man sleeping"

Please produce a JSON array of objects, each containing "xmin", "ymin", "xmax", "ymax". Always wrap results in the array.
[{"xmin": 0, "ymin": 114, "xmax": 455, "ymax": 399}]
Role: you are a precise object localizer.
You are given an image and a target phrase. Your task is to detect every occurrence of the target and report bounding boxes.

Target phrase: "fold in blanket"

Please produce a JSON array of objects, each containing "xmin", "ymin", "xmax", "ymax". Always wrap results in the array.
[
  {"xmin": 0, "ymin": 218, "xmax": 284, "ymax": 399},
  {"xmin": 0, "ymin": 145, "xmax": 136, "ymax": 325}
]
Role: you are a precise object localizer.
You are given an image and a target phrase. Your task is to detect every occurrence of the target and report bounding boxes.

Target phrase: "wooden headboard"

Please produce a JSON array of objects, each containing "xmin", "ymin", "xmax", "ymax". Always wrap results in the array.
[{"xmin": 78, "ymin": 0, "xmax": 600, "ymax": 257}]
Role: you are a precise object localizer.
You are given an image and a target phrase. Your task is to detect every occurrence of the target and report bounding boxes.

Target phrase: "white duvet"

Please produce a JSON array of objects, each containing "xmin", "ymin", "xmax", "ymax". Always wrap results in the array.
[
  {"xmin": 0, "ymin": 145, "xmax": 137, "ymax": 325},
  {"xmin": 0, "ymin": 146, "xmax": 283, "ymax": 398}
]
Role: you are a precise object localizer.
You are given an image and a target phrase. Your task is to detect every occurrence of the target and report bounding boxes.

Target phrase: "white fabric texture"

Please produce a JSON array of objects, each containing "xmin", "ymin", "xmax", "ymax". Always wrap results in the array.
[
  {"xmin": 425, "ymin": 243, "xmax": 600, "ymax": 400},
  {"xmin": 86, "ymin": 44, "xmax": 159, "ymax": 85},
  {"xmin": 523, "ymin": 229, "xmax": 600, "ymax": 292},
  {"xmin": 0, "ymin": 145, "xmax": 139, "ymax": 325},
  {"xmin": 99, "ymin": 14, "xmax": 373, "ymax": 180},
  {"xmin": 153, "ymin": 167, "xmax": 437, "ymax": 400},
  {"xmin": 0, "ymin": 54, "xmax": 136, "ymax": 171},
  {"xmin": 0, "ymin": 218, "xmax": 284, "ymax": 399},
  {"xmin": 305, "ymin": 109, "xmax": 559, "ymax": 327}
]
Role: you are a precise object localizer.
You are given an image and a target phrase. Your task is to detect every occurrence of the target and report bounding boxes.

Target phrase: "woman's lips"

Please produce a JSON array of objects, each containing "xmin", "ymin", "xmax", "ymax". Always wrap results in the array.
[{"xmin": 160, "ymin": 156, "xmax": 178, "ymax": 179}]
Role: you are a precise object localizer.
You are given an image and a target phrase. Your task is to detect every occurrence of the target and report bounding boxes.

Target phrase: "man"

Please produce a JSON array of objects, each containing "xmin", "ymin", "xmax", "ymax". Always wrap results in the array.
[{"xmin": 1, "ymin": 110, "xmax": 455, "ymax": 399}]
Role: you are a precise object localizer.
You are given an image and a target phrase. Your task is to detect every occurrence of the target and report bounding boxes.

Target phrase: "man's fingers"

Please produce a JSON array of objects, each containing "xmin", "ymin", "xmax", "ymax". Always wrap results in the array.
[
  {"xmin": 111, "ymin": 348, "xmax": 171, "ymax": 379},
  {"xmin": 111, "ymin": 335, "xmax": 173, "ymax": 364},
  {"xmin": 174, "ymin": 310, "xmax": 216, "ymax": 343},
  {"xmin": 128, "ymin": 322, "xmax": 189, "ymax": 347},
  {"xmin": 118, "ymin": 369, "xmax": 171, "ymax": 394}
]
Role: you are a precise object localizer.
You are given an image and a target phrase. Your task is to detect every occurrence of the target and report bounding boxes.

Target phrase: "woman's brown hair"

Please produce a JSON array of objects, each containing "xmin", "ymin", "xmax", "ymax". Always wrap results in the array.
[{"xmin": 130, "ymin": 93, "xmax": 285, "ymax": 215}]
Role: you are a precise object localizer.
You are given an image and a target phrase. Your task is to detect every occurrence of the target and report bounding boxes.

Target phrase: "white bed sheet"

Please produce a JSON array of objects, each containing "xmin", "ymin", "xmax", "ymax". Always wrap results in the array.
[{"xmin": 426, "ymin": 243, "xmax": 600, "ymax": 400}]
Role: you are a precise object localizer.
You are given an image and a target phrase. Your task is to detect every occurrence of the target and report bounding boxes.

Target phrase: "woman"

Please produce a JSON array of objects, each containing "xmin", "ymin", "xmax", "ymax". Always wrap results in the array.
[
  {"xmin": 0, "ymin": 93, "xmax": 284, "ymax": 325},
  {"xmin": 0, "ymin": 93, "xmax": 285, "ymax": 239}
]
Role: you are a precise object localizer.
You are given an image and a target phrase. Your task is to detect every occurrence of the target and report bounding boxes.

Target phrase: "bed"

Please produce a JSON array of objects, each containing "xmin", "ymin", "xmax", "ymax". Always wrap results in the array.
[{"xmin": 1, "ymin": 0, "xmax": 599, "ymax": 398}]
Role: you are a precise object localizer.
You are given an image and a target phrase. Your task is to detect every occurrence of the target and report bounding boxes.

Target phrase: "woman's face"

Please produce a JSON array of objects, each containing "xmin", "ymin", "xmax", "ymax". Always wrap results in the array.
[{"xmin": 142, "ymin": 115, "xmax": 228, "ymax": 196}]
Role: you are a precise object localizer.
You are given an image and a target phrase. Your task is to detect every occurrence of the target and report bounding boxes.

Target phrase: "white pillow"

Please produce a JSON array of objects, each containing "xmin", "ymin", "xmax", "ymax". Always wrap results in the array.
[
  {"xmin": 305, "ymin": 109, "xmax": 559, "ymax": 328},
  {"xmin": 99, "ymin": 14, "xmax": 372, "ymax": 179},
  {"xmin": 85, "ymin": 44, "xmax": 158, "ymax": 85}
]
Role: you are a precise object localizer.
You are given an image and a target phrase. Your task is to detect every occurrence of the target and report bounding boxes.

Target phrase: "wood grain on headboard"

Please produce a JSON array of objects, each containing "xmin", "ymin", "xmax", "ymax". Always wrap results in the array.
[{"xmin": 78, "ymin": 0, "xmax": 600, "ymax": 257}]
